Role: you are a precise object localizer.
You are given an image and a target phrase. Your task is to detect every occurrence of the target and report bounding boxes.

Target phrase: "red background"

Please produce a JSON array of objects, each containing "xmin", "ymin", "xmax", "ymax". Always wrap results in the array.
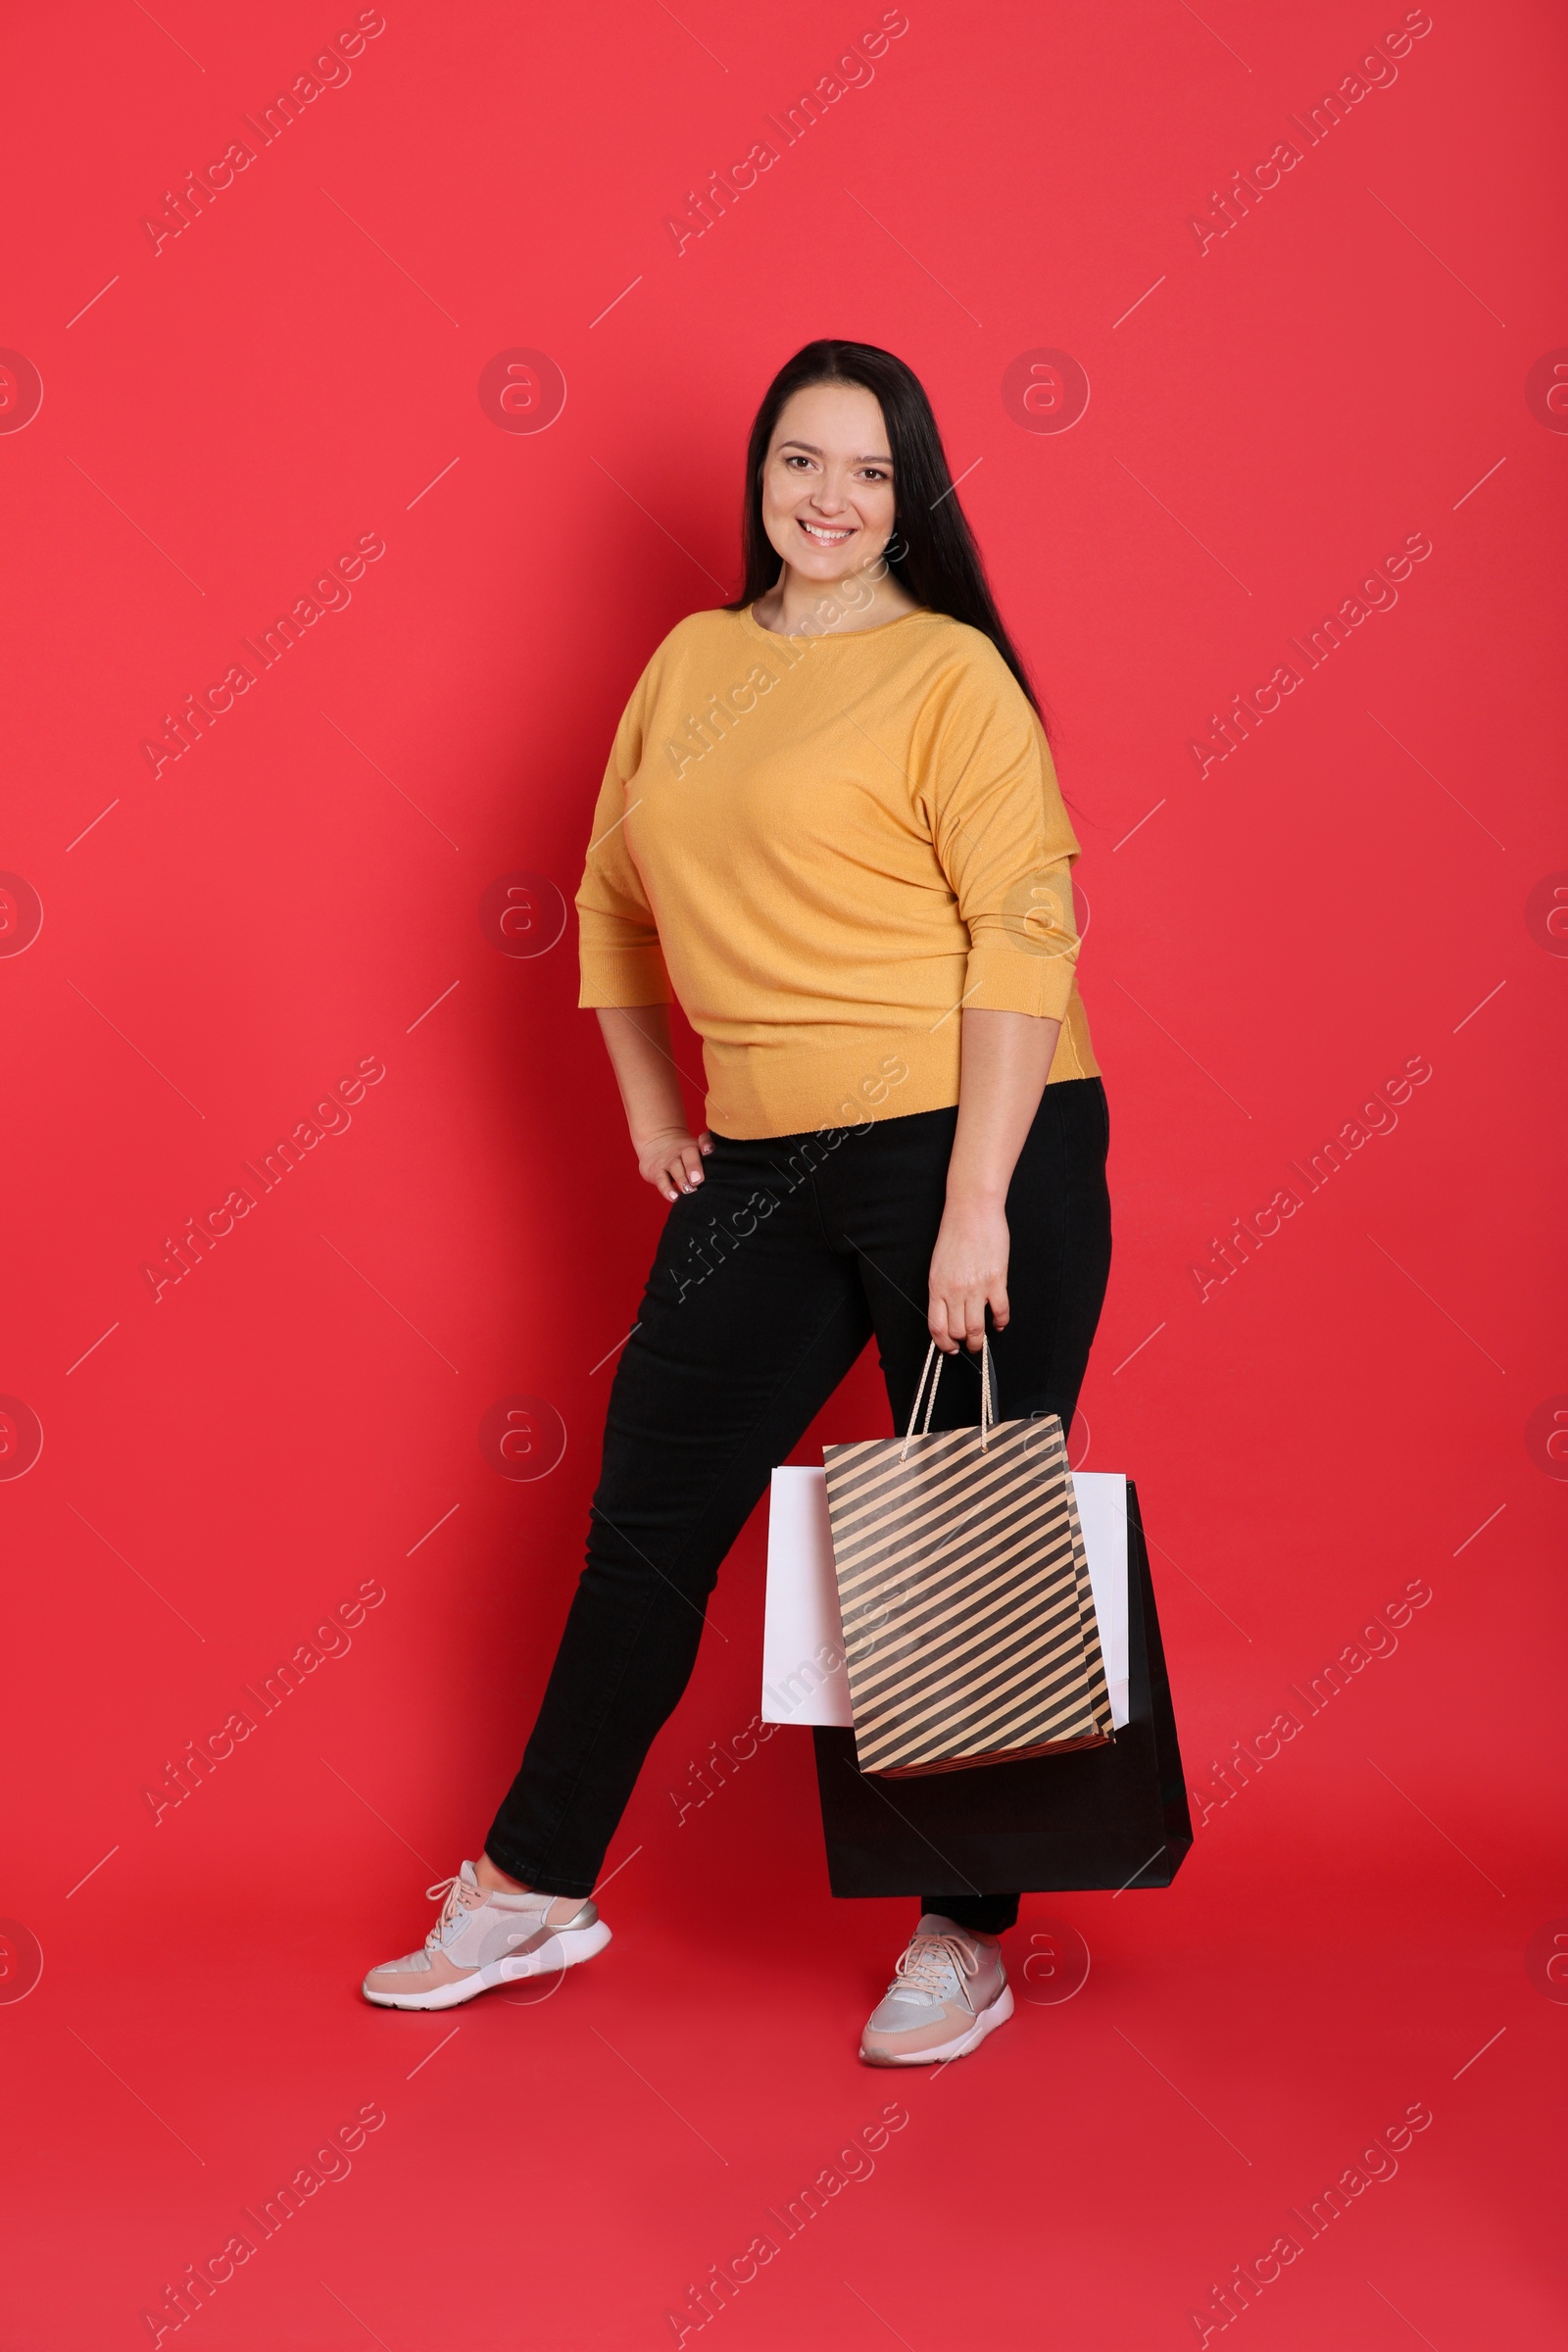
[{"xmin": 2, "ymin": 1, "xmax": 1563, "ymax": 2345}]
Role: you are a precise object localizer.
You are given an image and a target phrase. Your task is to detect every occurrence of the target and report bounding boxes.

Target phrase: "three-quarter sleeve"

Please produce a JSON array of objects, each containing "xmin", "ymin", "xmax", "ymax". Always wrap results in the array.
[
  {"xmin": 575, "ymin": 669, "xmax": 672, "ymax": 1008},
  {"xmin": 921, "ymin": 652, "xmax": 1083, "ymax": 1022}
]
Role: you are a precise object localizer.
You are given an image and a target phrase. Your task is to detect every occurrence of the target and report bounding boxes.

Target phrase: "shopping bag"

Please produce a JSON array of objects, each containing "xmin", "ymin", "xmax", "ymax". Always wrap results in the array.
[
  {"xmin": 761, "ymin": 1464, "xmax": 1132, "ymax": 1732},
  {"xmin": 759, "ymin": 1464, "xmax": 856, "ymax": 1727},
  {"xmin": 821, "ymin": 1339, "xmax": 1112, "ymax": 1776},
  {"xmin": 811, "ymin": 1478, "xmax": 1192, "ymax": 1895}
]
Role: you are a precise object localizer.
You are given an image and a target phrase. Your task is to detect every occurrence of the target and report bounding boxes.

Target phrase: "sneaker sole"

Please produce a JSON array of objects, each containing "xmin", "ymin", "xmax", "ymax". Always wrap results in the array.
[
  {"xmin": 859, "ymin": 1981, "xmax": 1014, "ymax": 2067},
  {"xmin": 362, "ymin": 1920, "xmax": 612, "ymax": 2011}
]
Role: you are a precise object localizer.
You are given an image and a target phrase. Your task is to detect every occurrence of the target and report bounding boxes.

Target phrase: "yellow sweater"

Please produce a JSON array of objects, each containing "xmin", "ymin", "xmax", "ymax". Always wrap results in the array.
[{"xmin": 576, "ymin": 604, "xmax": 1100, "ymax": 1140}]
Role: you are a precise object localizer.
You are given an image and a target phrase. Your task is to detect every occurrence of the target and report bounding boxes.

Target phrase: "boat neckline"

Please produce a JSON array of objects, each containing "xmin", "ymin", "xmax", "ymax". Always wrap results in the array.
[{"xmin": 738, "ymin": 602, "xmax": 935, "ymax": 647}]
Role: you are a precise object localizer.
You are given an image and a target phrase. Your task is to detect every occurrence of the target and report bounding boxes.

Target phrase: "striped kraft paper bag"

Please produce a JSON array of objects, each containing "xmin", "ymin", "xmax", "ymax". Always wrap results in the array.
[{"xmin": 823, "ymin": 1339, "xmax": 1113, "ymax": 1778}]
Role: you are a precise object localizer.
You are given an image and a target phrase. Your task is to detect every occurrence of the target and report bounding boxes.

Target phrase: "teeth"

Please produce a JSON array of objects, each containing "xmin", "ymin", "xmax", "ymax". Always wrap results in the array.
[{"xmin": 801, "ymin": 522, "xmax": 851, "ymax": 543}]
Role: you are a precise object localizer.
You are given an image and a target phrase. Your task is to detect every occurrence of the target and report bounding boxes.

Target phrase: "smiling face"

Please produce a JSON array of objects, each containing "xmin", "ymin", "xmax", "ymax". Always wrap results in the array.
[{"xmin": 759, "ymin": 380, "xmax": 900, "ymax": 586}]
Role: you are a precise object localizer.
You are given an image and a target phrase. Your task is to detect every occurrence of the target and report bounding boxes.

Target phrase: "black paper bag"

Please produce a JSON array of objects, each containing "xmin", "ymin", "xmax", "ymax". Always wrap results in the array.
[{"xmin": 812, "ymin": 1479, "xmax": 1192, "ymax": 1896}]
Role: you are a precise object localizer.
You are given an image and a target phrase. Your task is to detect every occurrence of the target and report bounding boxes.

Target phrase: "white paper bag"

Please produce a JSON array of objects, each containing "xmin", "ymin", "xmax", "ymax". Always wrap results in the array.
[
  {"xmin": 1072, "ymin": 1470, "xmax": 1130, "ymax": 1731},
  {"xmin": 761, "ymin": 1463, "xmax": 1130, "ymax": 1731}
]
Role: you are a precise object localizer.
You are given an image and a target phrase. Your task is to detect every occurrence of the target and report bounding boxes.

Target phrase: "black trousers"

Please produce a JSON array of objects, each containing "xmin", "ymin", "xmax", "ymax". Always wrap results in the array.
[{"xmin": 486, "ymin": 1079, "xmax": 1112, "ymax": 1938}]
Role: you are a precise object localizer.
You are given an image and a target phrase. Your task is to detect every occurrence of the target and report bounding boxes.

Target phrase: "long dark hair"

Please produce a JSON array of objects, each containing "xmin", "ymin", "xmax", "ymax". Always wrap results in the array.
[{"xmin": 727, "ymin": 338, "xmax": 1052, "ymax": 735}]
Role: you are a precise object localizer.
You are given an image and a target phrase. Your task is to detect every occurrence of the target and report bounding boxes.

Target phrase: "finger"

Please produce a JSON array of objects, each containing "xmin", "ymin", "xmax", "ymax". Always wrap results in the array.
[
  {"xmin": 963, "ymin": 1292, "xmax": 988, "ymax": 1350},
  {"xmin": 928, "ymin": 1296, "xmax": 957, "ymax": 1354},
  {"xmin": 677, "ymin": 1144, "xmax": 705, "ymax": 1187},
  {"xmin": 697, "ymin": 1131, "xmax": 714, "ymax": 1154},
  {"xmin": 989, "ymin": 1277, "xmax": 1010, "ymax": 1332}
]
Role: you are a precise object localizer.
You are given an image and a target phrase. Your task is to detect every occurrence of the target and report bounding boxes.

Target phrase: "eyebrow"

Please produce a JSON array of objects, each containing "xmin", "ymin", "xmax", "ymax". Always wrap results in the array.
[{"xmin": 776, "ymin": 438, "xmax": 894, "ymax": 463}]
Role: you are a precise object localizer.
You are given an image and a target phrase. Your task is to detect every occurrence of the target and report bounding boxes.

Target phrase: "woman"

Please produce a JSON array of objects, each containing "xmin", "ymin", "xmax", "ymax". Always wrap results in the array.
[{"xmin": 363, "ymin": 339, "xmax": 1109, "ymax": 2066}]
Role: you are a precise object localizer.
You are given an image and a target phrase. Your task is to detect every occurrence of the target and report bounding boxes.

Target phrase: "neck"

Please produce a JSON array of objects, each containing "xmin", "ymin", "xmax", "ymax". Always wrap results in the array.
[{"xmin": 760, "ymin": 560, "xmax": 918, "ymax": 637}]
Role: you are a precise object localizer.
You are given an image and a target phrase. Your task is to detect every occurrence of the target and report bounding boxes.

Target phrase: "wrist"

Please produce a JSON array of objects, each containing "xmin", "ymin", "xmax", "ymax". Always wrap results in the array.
[{"xmin": 944, "ymin": 1177, "xmax": 1007, "ymax": 1212}]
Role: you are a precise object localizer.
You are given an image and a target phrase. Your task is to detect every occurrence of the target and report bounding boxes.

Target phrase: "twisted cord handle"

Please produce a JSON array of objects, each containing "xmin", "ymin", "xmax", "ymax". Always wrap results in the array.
[{"xmin": 899, "ymin": 1334, "xmax": 996, "ymax": 1462}]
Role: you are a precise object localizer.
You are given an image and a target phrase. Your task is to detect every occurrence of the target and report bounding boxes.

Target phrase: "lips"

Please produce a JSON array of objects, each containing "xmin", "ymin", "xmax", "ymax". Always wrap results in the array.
[{"xmin": 798, "ymin": 518, "xmax": 854, "ymax": 546}]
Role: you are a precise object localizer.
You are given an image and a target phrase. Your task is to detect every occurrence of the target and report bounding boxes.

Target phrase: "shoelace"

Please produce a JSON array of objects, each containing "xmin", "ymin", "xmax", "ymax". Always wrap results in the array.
[
  {"xmin": 423, "ymin": 1873, "xmax": 485, "ymax": 1949},
  {"xmin": 893, "ymin": 1932, "xmax": 979, "ymax": 2000}
]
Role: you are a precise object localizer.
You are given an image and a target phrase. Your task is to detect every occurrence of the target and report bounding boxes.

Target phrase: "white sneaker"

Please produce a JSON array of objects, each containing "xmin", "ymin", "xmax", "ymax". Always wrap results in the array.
[
  {"xmin": 859, "ymin": 1914, "xmax": 1013, "ymax": 2065},
  {"xmin": 361, "ymin": 1860, "xmax": 612, "ymax": 2011}
]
